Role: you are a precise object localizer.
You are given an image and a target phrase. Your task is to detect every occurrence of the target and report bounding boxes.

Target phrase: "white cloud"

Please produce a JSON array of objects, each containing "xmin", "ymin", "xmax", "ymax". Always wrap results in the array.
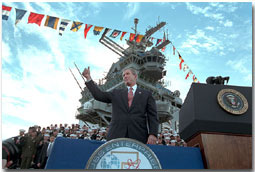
[
  {"xmin": 186, "ymin": 2, "xmax": 211, "ymax": 15},
  {"xmin": 186, "ymin": 2, "xmax": 238, "ymax": 28},
  {"xmin": 229, "ymin": 33, "xmax": 238, "ymax": 39},
  {"xmin": 186, "ymin": 2, "xmax": 224, "ymax": 21},
  {"xmin": 2, "ymin": 68, "xmax": 82, "ymax": 140},
  {"xmin": 2, "ymin": 121, "xmax": 29, "ymax": 140},
  {"xmin": 219, "ymin": 51, "xmax": 226, "ymax": 56},
  {"xmin": 166, "ymin": 73, "xmax": 192, "ymax": 101},
  {"xmin": 209, "ymin": 13, "xmax": 224, "ymax": 20},
  {"xmin": 2, "ymin": 41, "xmax": 12, "ymax": 64},
  {"xmin": 224, "ymin": 20, "xmax": 233, "ymax": 27},
  {"xmin": 209, "ymin": 2, "xmax": 220, "ymax": 7},
  {"xmin": 210, "ymin": 2, "xmax": 238, "ymax": 13},
  {"xmin": 205, "ymin": 26, "xmax": 214, "ymax": 31},
  {"xmin": 244, "ymin": 74, "xmax": 252, "ymax": 82},
  {"xmin": 88, "ymin": 2, "xmax": 102, "ymax": 15},
  {"xmin": 82, "ymin": 43, "xmax": 119, "ymax": 80},
  {"xmin": 123, "ymin": 3, "xmax": 140, "ymax": 20},
  {"xmin": 181, "ymin": 29, "xmax": 221, "ymax": 54},
  {"xmin": 226, "ymin": 59, "xmax": 250, "ymax": 74}
]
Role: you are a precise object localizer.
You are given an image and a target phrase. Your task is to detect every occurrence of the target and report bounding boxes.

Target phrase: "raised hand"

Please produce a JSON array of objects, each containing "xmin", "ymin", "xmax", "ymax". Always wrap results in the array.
[{"xmin": 82, "ymin": 66, "xmax": 91, "ymax": 81}]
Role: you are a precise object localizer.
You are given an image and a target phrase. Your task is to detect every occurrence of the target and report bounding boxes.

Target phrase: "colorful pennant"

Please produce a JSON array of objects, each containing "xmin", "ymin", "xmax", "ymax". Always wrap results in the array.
[
  {"xmin": 93, "ymin": 26, "xmax": 104, "ymax": 35},
  {"xmin": 102, "ymin": 28, "xmax": 111, "ymax": 36},
  {"xmin": 183, "ymin": 64, "xmax": 189, "ymax": 72},
  {"xmin": 185, "ymin": 70, "xmax": 193, "ymax": 80},
  {"xmin": 44, "ymin": 15, "xmax": 59, "ymax": 30},
  {"xmin": 70, "ymin": 21, "xmax": 83, "ymax": 32},
  {"xmin": 136, "ymin": 35, "xmax": 144, "ymax": 43},
  {"xmin": 110, "ymin": 30, "xmax": 121, "ymax": 38},
  {"xmin": 120, "ymin": 32, "xmax": 127, "ymax": 41},
  {"xmin": 173, "ymin": 46, "xmax": 176, "ymax": 55},
  {"xmin": 84, "ymin": 24, "xmax": 93, "ymax": 39},
  {"xmin": 193, "ymin": 75, "xmax": 197, "ymax": 82},
  {"xmin": 178, "ymin": 52, "xmax": 184, "ymax": 70},
  {"xmin": 156, "ymin": 39, "xmax": 162, "ymax": 46},
  {"xmin": 129, "ymin": 33, "xmax": 136, "ymax": 41},
  {"xmin": 59, "ymin": 19, "xmax": 71, "ymax": 36},
  {"xmin": 27, "ymin": 12, "xmax": 44, "ymax": 26},
  {"xmin": 15, "ymin": 8, "xmax": 27, "ymax": 25},
  {"xmin": 2, "ymin": 5, "xmax": 12, "ymax": 20}
]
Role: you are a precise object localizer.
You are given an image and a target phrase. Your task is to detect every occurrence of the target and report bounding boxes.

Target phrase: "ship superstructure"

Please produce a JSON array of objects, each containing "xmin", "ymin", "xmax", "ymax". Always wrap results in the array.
[{"xmin": 76, "ymin": 19, "xmax": 182, "ymax": 131}]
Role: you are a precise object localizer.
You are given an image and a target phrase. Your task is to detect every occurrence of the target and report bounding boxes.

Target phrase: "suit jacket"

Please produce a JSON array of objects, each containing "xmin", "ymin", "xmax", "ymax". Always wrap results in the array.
[
  {"xmin": 85, "ymin": 80, "xmax": 159, "ymax": 144},
  {"xmin": 37, "ymin": 142, "xmax": 49, "ymax": 168}
]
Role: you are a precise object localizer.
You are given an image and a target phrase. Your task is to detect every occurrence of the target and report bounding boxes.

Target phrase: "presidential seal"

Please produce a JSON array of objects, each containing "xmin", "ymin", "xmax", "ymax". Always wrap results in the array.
[
  {"xmin": 85, "ymin": 138, "xmax": 162, "ymax": 169},
  {"xmin": 217, "ymin": 88, "xmax": 248, "ymax": 115}
]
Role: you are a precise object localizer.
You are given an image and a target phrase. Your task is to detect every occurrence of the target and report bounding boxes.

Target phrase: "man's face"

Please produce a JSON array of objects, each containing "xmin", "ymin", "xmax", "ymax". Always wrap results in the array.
[
  {"xmin": 44, "ymin": 136, "xmax": 49, "ymax": 141},
  {"xmin": 50, "ymin": 136, "xmax": 55, "ymax": 142},
  {"xmin": 31, "ymin": 131, "xmax": 37, "ymax": 137},
  {"xmin": 122, "ymin": 69, "xmax": 137, "ymax": 86}
]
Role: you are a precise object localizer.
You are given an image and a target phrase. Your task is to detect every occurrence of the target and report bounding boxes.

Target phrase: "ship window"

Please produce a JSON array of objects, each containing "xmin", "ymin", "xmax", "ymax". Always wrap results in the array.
[
  {"xmin": 147, "ymin": 56, "xmax": 152, "ymax": 62},
  {"xmin": 139, "ymin": 59, "xmax": 143, "ymax": 65},
  {"xmin": 157, "ymin": 57, "xmax": 161, "ymax": 62},
  {"xmin": 153, "ymin": 56, "xmax": 156, "ymax": 62}
]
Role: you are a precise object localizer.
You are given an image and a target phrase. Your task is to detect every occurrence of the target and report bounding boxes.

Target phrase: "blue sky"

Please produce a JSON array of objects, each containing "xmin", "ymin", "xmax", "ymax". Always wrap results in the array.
[{"xmin": 1, "ymin": 2, "xmax": 253, "ymax": 140}]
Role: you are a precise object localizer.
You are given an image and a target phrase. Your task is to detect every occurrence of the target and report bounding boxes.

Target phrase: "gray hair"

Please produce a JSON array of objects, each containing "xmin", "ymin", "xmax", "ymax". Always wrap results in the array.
[{"xmin": 122, "ymin": 67, "xmax": 138, "ymax": 76}]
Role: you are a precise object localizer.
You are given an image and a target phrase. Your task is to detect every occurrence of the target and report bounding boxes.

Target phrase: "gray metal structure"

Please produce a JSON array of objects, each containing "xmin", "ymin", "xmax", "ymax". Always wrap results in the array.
[{"xmin": 76, "ymin": 19, "xmax": 182, "ymax": 131}]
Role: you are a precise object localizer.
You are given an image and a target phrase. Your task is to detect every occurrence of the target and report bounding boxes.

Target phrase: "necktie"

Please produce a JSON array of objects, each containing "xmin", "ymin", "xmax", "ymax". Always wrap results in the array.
[{"xmin": 128, "ymin": 87, "xmax": 134, "ymax": 107}]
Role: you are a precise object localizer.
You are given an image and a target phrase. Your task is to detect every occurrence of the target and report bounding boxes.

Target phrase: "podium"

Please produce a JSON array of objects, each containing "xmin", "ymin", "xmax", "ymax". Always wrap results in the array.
[
  {"xmin": 179, "ymin": 83, "xmax": 252, "ymax": 169},
  {"xmin": 45, "ymin": 137, "xmax": 204, "ymax": 169}
]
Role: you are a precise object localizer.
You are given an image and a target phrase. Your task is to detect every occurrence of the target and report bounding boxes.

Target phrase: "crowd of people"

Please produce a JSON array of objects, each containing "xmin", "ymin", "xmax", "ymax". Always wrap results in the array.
[{"xmin": 2, "ymin": 123, "xmax": 187, "ymax": 169}]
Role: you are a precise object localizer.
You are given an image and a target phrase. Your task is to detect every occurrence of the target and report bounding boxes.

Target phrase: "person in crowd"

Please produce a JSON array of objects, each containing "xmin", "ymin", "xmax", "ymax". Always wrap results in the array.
[
  {"xmin": 51, "ymin": 129, "xmax": 59, "ymax": 137},
  {"xmin": 76, "ymin": 131, "xmax": 81, "ymax": 139},
  {"xmin": 82, "ymin": 125, "xmax": 89, "ymax": 131},
  {"xmin": 70, "ymin": 134, "xmax": 77, "ymax": 139},
  {"xmin": 12, "ymin": 129, "xmax": 26, "ymax": 168},
  {"xmin": 57, "ymin": 133, "xmax": 63, "ymax": 137},
  {"xmin": 90, "ymin": 127, "xmax": 98, "ymax": 140},
  {"xmin": 33, "ymin": 136, "xmax": 45, "ymax": 169},
  {"xmin": 162, "ymin": 128, "xmax": 169, "ymax": 134},
  {"xmin": 164, "ymin": 136, "xmax": 171, "ymax": 146},
  {"xmin": 20, "ymin": 127, "xmax": 39, "ymax": 169},
  {"xmin": 169, "ymin": 135, "xmax": 177, "ymax": 146},
  {"xmin": 2, "ymin": 152, "xmax": 13, "ymax": 169},
  {"xmin": 96, "ymin": 134, "xmax": 101, "ymax": 141},
  {"xmin": 35, "ymin": 134, "xmax": 49, "ymax": 169},
  {"xmin": 78, "ymin": 130, "xmax": 85, "ymax": 139},
  {"xmin": 82, "ymin": 66, "xmax": 159, "ymax": 144},
  {"xmin": 37, "ymin": 135, "xmax": 55, "ymax": 169},
  {"xmin": 63, "ymin": 128, "xmax": 69, "ymax": 137},
  {"xmin": 157, "ymin": 134, "xmax": 164, "ymax": 145}
]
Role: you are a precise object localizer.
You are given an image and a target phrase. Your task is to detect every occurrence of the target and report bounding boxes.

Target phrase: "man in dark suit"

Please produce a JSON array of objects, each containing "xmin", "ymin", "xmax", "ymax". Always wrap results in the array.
[
  {"xmin": 37, "ymin": 135, "xmax": 55, "ymax": 169},
  {"xmin": 36, "ymin": 134, "xmax": 49, "ymax": 169},
  {"xmin": 82, "ymin": 66, "xmax": 158, "ymax": 144}
]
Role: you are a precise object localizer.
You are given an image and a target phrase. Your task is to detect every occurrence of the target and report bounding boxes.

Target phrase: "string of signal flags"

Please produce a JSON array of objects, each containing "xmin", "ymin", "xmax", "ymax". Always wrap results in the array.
[{"xmin": 2, "ymin": 4, "xmax": 200, "ymax": 83}]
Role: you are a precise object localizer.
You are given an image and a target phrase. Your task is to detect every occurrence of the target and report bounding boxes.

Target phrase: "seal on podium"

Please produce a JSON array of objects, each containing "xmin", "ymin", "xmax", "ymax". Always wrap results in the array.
[{"xmin": 85, "ymin": 138, "xmax": 162, "ymax": 169}]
